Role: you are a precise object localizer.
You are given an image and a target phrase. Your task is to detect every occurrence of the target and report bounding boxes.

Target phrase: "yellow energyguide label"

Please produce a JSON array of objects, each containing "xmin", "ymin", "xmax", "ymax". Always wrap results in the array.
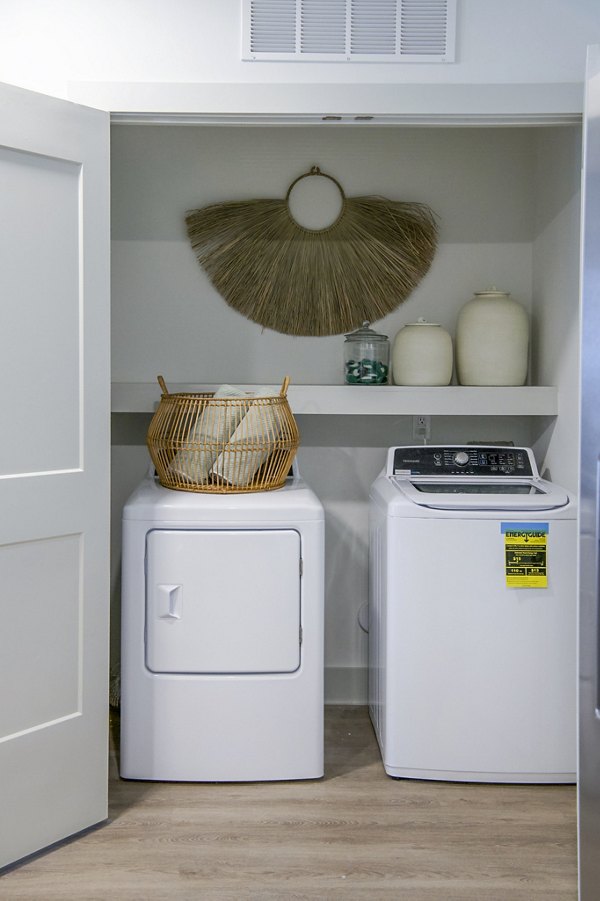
[{"xmin": 502, "ymin": 522, "xmax": 548, "ymax": 589}]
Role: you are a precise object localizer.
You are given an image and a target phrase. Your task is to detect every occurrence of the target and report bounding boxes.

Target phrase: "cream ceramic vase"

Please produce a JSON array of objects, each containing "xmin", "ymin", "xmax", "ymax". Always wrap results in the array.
[
  {"xmin": 392, "ymin": 319, "xmax": 453, "ymax": 386},
  {"xmin": 455, "ymin": 289, "xmax": 529, "ymax": 386}
]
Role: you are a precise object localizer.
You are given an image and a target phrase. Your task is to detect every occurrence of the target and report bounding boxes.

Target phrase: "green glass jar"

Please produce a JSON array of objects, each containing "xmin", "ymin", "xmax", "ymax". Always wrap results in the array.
[{"xmin": 344, "ymin": 322, "xmax": 390, "ymax": 385}]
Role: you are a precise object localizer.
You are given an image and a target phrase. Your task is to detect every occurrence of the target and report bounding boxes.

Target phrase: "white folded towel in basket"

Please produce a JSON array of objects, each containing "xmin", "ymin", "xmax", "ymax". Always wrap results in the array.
[
  {"xmin": 169, "ymin": 384, "xmax": 249, "ymax": 483},
  {"xmin": 210, "ymin": 387, "xmax": 281, "ymax": 487}
]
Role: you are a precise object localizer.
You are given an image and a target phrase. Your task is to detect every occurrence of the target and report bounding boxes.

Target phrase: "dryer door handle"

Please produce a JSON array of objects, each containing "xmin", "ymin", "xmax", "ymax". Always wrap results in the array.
[{"xmin": 158, "ymin": 584, "xmax": 182, "ymax": 620}]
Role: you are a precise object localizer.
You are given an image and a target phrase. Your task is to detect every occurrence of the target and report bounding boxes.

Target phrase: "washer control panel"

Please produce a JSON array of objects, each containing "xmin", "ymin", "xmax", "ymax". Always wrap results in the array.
[{"xmin": 392, "ymin": 446, "xmax": 535, "ymax": 477}]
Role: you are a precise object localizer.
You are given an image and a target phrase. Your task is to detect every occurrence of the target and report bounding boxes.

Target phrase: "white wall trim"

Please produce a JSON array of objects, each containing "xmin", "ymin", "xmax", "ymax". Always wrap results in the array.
[{"xmin": 67, "ymin": 81, "xmax": 583, "ymax": 124}]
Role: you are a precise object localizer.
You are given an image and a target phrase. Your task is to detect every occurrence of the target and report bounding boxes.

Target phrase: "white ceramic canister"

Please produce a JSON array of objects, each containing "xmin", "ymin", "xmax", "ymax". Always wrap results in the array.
[
  {"xmin": 392, "ymin": 319, "xmax": 453, "ymax": 386},
  {"xmin": 455, "ymin": 289, "xmax": 529, "ymax": 386}
]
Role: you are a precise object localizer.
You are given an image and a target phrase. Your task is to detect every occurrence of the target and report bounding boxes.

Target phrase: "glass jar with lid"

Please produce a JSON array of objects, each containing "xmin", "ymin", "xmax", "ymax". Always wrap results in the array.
[{"xmin": 344, "ymin": 321, "xmax": 390, "ymax": 385}]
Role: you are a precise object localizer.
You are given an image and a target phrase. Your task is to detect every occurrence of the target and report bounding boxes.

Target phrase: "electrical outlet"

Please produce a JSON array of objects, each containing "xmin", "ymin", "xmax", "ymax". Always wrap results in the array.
[{"xmin": 412, "ymin": 415, "xmax": 431, "ymax": 441}]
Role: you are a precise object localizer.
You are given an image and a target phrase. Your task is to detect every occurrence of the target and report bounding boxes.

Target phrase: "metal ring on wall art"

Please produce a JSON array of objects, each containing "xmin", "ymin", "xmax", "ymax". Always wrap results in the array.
[{"xmin": 285, "ymin": 165, "xmax": 347, "ymax": 233}]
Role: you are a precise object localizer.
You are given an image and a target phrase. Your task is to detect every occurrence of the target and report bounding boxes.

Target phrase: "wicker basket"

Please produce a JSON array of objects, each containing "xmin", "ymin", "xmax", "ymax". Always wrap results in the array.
[{"xmin": 147, "ymin": 376, "xmax": 300, "ymax": 493}]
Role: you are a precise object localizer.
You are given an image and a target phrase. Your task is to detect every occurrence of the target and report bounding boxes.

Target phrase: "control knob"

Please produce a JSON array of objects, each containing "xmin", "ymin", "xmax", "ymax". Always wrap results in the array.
[{"xmin": 453, "ymin": 451, "xmax": 470, "ymax": 466}]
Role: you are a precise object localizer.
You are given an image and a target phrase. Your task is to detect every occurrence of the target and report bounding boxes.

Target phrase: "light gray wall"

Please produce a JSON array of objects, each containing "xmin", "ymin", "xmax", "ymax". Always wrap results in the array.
[
  {"xmin": 531, "ymin": 127, "xmax": 582, "ymax": 492},
  {"xmin": 1, "ymin": 1, "xmax": 599, "ymax": 99},
  {"xmin": 109, "ymin": 123, "xmax": 571, "ymax": 702},
  {"xmin": 111, "ymin": 125, "xmax": 536, "ymax": 384}
]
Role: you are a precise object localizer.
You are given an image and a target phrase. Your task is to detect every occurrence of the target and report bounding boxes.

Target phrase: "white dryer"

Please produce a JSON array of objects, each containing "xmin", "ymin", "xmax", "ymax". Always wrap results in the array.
[
  {"xmin": 120, "ymin": 468, "xmax": 324, "ymax": 782},
  {"xmin": 369, "ymin": 445, "xmax": 576, "ymax": 783}
]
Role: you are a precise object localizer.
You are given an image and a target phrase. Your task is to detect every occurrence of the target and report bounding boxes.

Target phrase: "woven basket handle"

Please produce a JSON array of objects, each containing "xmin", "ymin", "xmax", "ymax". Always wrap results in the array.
[{"xmin": 157, "ymin": 374, "xmax": 289, "ymax": 397}]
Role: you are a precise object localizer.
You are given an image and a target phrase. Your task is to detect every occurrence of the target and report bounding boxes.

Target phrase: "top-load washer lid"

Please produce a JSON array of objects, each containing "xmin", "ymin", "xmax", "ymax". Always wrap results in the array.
[
  {"xmin": 386, "ymin": 445, "xmax": 570, "ymax": 511},
  {"xmin": 392, "ymin": 477, "xmax": 568, "ymax": 511}
]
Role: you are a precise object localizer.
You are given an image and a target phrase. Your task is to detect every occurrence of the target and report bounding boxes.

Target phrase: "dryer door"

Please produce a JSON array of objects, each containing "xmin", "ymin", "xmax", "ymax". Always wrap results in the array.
[{"xmin": 145, "ymin": 529, "xmax": 301, "ymax": 674}]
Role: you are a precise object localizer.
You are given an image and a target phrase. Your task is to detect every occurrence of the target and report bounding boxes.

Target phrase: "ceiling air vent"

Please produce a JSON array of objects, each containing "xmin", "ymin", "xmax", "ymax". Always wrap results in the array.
[{"xmin": 243, "ymin": 0, "xmax": 456, "ymax": 62}]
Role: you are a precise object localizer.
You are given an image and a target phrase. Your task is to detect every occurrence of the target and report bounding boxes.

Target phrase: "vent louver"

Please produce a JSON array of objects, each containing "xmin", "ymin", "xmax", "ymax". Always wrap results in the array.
[
  {"xmin": 351, "ymin": 0, "xmax": 397, "ymax": 56},
  {"xmin": 249, "ymin": 0, "xmax": 297, "ymax": 53},
  {"xmin": 243, "ymin": 0, "xmax": 456, "ymax": 62},
  {"xmin": 400, "ymin": 0, "xmax": 450, "ymax": 56},
  {"xmin": 301, "ymin": 0, "xmax": 346, "ymax": 54}
]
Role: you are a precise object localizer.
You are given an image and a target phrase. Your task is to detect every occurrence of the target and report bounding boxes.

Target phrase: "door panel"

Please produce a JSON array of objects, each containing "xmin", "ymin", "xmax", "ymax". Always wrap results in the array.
[
  {"xmin": 0, "ymin": 145, "xmax": 81, "ymax": 477},
  {"xmin": 0, "ymin": 83, "xmax": 109, "ymax": 868},
  {"xmin": 0, "ymin": 535, "xmax": 81, "ymax": 738},
  {"xmin": 146, "ymin": 529, "xmax": 301, "ymax": 674}
]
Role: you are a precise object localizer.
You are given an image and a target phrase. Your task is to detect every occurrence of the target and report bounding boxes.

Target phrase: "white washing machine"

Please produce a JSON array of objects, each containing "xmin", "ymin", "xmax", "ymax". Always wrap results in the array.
[
  {"xmin": 369, "ymin": 445, "xmax": 577, "ymax": 783},
  {"xmin": 120, "ymin": 467, "xmax": 324, "ymax": 782}
]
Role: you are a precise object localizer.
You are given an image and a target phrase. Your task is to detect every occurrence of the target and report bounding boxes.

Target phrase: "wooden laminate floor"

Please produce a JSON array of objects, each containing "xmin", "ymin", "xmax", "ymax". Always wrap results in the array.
[{"xmin": 1, "ymin": 707, "xmax": 577, "ymax": 901}]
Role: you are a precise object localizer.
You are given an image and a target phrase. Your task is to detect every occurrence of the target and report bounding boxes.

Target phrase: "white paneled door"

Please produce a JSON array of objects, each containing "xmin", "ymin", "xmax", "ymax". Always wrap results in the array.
[{"xmin": 0, "ymin": 83, "xmax": 110, "ymax": 868}]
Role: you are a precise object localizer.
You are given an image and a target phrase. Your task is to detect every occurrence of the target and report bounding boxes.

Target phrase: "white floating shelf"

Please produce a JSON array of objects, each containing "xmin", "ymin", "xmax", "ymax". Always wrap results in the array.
[{"xmin": 112, "ymin": 383, "xmax": 558, "ymax": 417}]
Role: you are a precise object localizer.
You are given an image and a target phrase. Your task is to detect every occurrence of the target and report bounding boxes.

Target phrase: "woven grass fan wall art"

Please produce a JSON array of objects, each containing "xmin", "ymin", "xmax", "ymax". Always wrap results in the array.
[{"xmin": 185, "ymin": 166, "xmax": 438, "ymax": 337}]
